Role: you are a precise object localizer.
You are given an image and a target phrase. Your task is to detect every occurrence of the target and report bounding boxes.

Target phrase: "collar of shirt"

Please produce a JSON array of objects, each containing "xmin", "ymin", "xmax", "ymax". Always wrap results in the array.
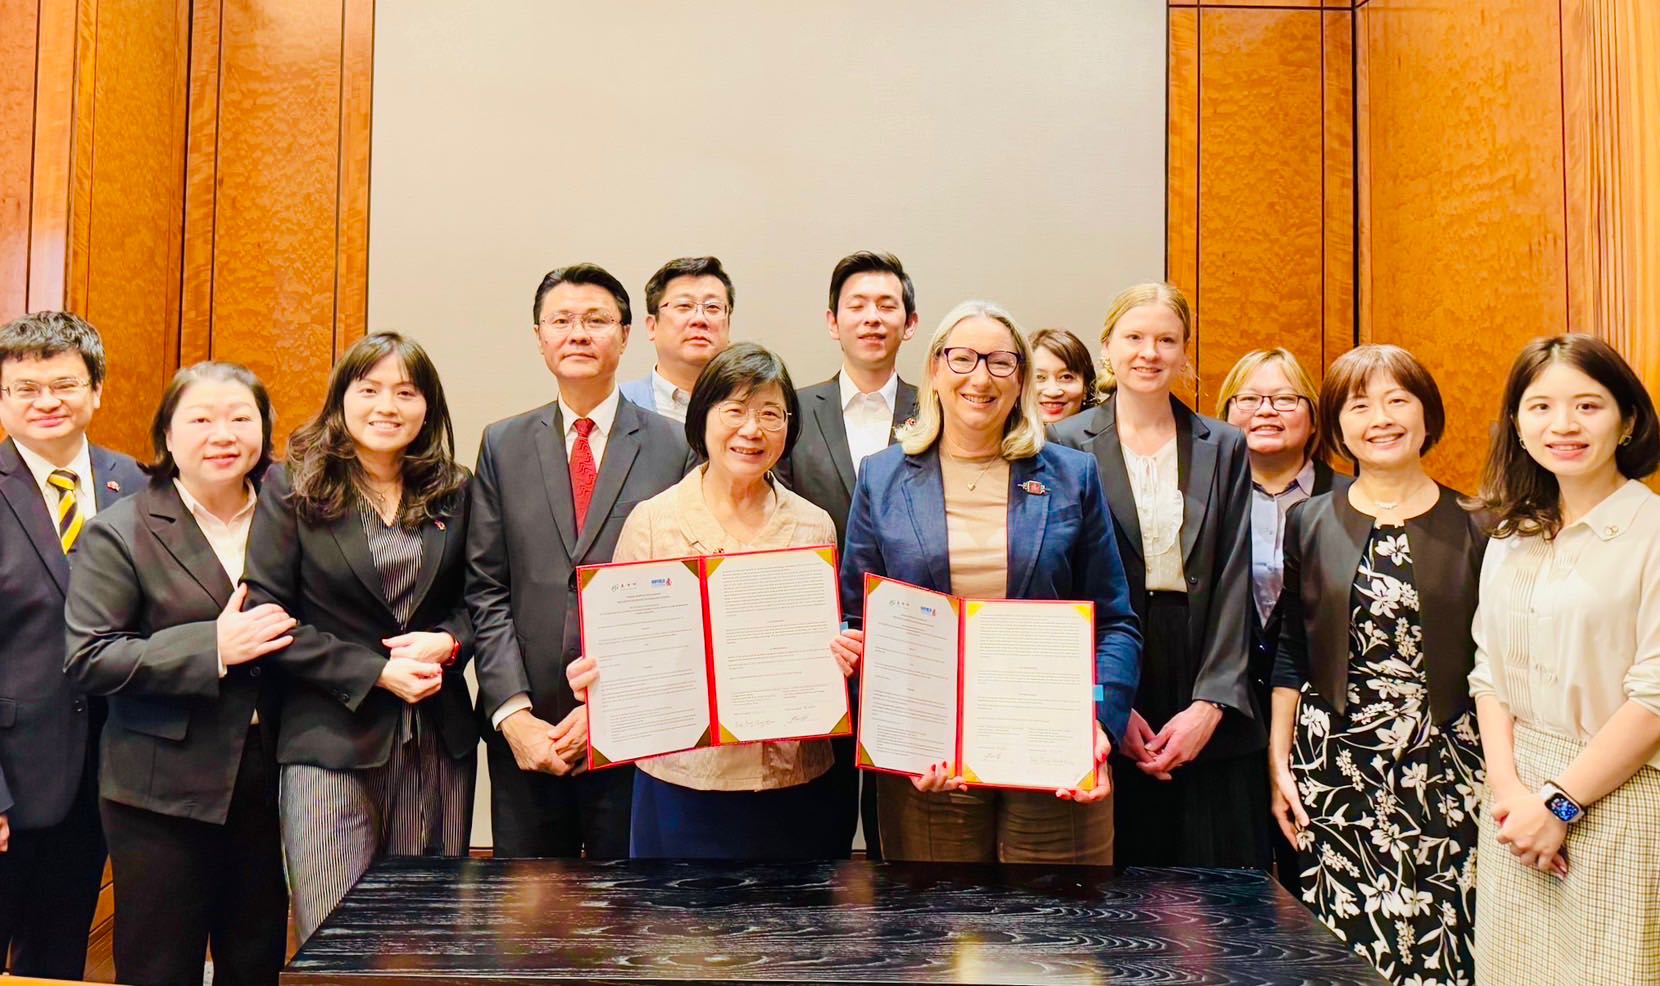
[
  {"xmin": 14, "ymin": 437, "xmax": 94, "ymax": 510},
  {"xmin": 650, "ymin": 368, "xmax": 692, "ymax": 417},
  {"xmin": 838, "ymin": 368, "xmax": 899, "ymax": 414},
  {"xmin": 557, "ymin": 386, "xmax": 620, "ymax": 441},
  {"xmin": 1253, "ymin": 457, "xmax": 1318, "ymax": 499},
  {"xmin": 1561, "ymin": 477, "xmax": 1652, "ymax": 542},
  {"xmin": 172, "ymin": 477, "xmax": 257, "ymax": 528}
]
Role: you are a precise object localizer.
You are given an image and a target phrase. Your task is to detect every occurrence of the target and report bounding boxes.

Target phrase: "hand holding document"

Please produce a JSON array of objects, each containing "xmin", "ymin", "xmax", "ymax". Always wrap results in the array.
[
  {"xmin": 856, "ymin": 575, "xmax": 1099, "ymax": 793},
  {"xmin": 577, "ymin": 546, "xmax": 850, "ymax": 769}
]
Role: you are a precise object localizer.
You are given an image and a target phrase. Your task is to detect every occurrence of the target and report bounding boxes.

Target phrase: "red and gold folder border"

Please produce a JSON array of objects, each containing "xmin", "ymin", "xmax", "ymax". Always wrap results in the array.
[
  {"xmin": 579, "ymin": 544, "xmax": 850, "ymax": 771},
  {"xmin": 855, "ymin": 573, "xmax": 1099, "ymax": 793}
]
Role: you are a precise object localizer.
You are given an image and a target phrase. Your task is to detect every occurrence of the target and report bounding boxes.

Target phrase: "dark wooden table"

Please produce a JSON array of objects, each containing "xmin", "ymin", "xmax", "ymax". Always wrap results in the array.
[{"xmin": 284, "ymin": 858, "xmax": 1384, "ymax": 985}]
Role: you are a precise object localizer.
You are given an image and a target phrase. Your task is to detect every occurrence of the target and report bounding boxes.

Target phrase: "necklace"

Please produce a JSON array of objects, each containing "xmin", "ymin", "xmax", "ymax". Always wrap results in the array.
[
  {"xmin": 1361, "ymin": 477, "xmax": 1426, "ymax": 512},
  {"xmin": 966, "ymin": 458, "xmax": 997, "ymax": 491}
]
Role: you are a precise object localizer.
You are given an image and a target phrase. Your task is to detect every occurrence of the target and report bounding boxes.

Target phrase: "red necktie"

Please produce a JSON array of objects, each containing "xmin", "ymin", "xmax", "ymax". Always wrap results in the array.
[{"xmin": 570, "ymin": 417, "xmax": 597, "ymax": 532}]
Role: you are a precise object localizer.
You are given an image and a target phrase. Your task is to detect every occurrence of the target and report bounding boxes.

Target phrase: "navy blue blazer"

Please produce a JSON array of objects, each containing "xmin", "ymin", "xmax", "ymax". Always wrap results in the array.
[{"xmin": 839, "ymin": 441, "xmax": 1142, "ymax": 741}]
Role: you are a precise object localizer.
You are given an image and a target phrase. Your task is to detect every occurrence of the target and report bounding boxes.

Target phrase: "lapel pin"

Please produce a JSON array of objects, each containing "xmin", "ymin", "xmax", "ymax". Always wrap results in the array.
[
  {"xmin": 105, "ymin": 480, "xmax": 121, "ymax": 493},
  {"xmin": 1020, "ymin": 480, "xmax": 1048, "ymax": 496},
  {"xmin": 434, "ymin": 519, "xmax": 446, "ymax": 531}
]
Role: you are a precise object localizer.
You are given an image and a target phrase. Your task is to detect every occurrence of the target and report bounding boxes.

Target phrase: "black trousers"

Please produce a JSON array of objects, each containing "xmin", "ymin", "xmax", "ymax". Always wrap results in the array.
[
  {"xmin": 486, "ymin": 735, "xmax": 633, "ymax": 859},
  {"xmin": 101, "ymin": 727, "xmax": 287, "ymax": 986},
  {"xmin": 826, "ymin": 736, "xmax": 882, "ymax": 860},
  {"xmin": 0, "ymin": 762, "xmax": 105, "ymax": 980}
]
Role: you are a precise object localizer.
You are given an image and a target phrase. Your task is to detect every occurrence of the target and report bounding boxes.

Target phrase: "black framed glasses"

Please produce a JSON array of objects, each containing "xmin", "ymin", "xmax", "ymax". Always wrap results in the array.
[
  {"xmin": 1230, "ymin": 393, "xmax": 1305, "ymax": 413},
  {"xmin": 941, "ymin": 347, "xmax": 1021, "ymax": 378}
]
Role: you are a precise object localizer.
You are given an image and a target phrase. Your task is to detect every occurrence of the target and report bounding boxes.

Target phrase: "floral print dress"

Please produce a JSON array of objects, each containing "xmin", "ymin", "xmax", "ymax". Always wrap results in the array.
[{"xmin": 1291, "ymin": 526, "xmax": 1483, "ymax": 986}]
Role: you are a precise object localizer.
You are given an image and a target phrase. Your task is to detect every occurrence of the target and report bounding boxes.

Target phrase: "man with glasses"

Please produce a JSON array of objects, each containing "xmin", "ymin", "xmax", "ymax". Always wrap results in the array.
[
  {"xmin": 776, "ymin": 251, "xmax": 919, "ymax": 858},
  {"xmin": 619, "ymin": 257, "xmax": 735, "ymax": 421},
  {"xmin": 0, "ymin": 312, "xmax": 144, "ymax": 978},
  {"xmin": 468, "ymin": 264, "xmax": 693, "ymax": 859}
]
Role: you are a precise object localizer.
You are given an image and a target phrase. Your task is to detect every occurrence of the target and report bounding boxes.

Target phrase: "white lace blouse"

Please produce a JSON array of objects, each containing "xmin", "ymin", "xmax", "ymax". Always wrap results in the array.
[{"xmin": 1122, "ymin": 438, "xmax": 1186, "ymax": 592}]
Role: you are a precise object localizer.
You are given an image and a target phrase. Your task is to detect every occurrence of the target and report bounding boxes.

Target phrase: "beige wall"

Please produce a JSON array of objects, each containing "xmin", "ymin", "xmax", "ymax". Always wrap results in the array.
[{"xmin": 367, "ymin": 0, "xmax": 1167, "ymax": 844}]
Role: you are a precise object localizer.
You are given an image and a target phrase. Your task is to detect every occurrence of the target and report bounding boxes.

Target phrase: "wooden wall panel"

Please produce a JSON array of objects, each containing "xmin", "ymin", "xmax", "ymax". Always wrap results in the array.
[
  {"xmin": 334, "ymin": 0, "xmax": 373, "ymax": 351},
  {"xmin": 1321, "ymin": 10, "xmax": 1354, "ymax": 370},
  {"xmin": 1356, "ymin": 0, "xmax": 1570, "ymax": 492},
  {"xmin": 25, "ymin": 0, "xmax": 77, "ymax": 313},
  {"xmin": 1167, "ymin": 6, "xmax": 1199, "ymax": 407},
  {"xmin": 0, "ymin": 0, "xmax": 39, "ymax": 318},
  {"xmin": 1194, "ymin": 9, "xmax": 1326, "ymax": 409}
]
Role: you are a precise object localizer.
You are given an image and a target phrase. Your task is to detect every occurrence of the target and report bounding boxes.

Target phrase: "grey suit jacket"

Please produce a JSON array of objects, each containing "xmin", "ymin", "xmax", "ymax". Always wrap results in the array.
[
  {"xmin": 775, "ymin": 373, "xmax": 917, "ymax": 547},
  {"xmin": 1049, "ymin": 395, "xmax": 1262, "ymax": 757},
  {"xmin": 0, "ymin": 437, "xmax": 144, "ymax": 828},
  {"xmin": 64, "ymin": 480, "xmax": 279, "ymax": 824},
  {"xmin": 467, "ymin": 395, "xmax": 693, "ymax": 725}
]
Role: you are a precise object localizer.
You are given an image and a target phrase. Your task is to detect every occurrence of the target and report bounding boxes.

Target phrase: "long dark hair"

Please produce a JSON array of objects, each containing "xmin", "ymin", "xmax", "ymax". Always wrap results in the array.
[
  {"xmin": 143, "ymin": 361, "xmax": 274, "ymax": 481},
  {"xmin": 1029, "ymin": 327, "xmax": 1099, "ymax": 412},
  {"xmin": 1471, "ymin": 334, "xmax": 1659, "ymax": 539},
  {"xmin": 284, "ymin": 332, "xmax": 467, "ymax": 526}
]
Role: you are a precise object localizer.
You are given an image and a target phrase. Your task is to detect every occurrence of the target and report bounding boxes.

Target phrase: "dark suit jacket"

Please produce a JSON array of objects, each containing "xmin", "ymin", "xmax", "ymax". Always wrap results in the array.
[
  {"xmin": 839, "ymin": 443, "xmax": 1143, "ymax": 741},
  {"xmin": 64, "ymin": 480, "xmax": 279, "ymax": 824},
  {"xmin": 1049, "ymin": 395, "xmax": 1261, "ymax": 757},
  {"xmin": 467, "ymin": 396, "xmax": 693, "ymax": 725},
  {"xmin": 241, "ymin": 466, "xmax": 476, "ymax": 770},
  {"xmin": 1273, "ymin": 484, "xmax": 1487, "ymax": 723},
  {"xmin": 1248, "ymin": 461, "xmax": 1351, "ymax": 695},
  {"xmin": 0, "ymin": 437, "xmax": 144, "ymax": 828},
  {"xmin": 776, "ymin": 373, "xmax": 917, "ymax": 546}
]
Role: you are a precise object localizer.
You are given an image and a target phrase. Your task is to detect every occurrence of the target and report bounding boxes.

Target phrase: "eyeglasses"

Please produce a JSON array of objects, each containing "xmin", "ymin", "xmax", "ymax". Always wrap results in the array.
[
  {"xmin": 941, "ymin": 347, "xmax": 1021, "ymax": 378},
  {"xmin": 714, "ymin": 402, "xmax": 789, "ymax": 433},
  {"xmin": 1, "ymin": 378, "xmax": 91, "ymax": 402},
  {"xmin": 1231, "ymin": 393, "xmax": 1305, "ymax": 413},
  {"xmin": 540, "ymin": 312, "xmax": 622, "ymax": 334},
  {"xmin": 663, "ymin": 301, "xmax": 729, "ymax": 320}
]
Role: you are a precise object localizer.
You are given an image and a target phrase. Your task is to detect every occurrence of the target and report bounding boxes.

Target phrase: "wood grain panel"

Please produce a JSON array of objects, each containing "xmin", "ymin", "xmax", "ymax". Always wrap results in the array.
[
  {"xmin": 1167, "ymin": 5, "xmax": 1200, "ymax": 407},
  {"xmin": 26, "ymin": 0, "xmax": 77, "ymax": 312},
  {"xmin": 77, "ymin": 0, "xmax": 191, "ymax": 457},
  {"xmin": 1195, "ymin": 8, "xmax": 1326, "ymax": 409},
  {"xmin": 1321, "ymin": 10, "xmax": 1354, "ymax": 368},
  {"xmin": 1357, "ymin": 0, "xmax": 1569, "ymax": 492},
  {"xmin": 178, "ymin": 0, "xmax": 220, "ymax": 367},
  {"xmin": 210, "ymin": 0, "xmax": 348, "ymax": 443},
  {"xmin": 333, "ymin": 0, "xmax": 372, "ymax": 351},
  {"xmin": 0, "ymin": 0, "xmax": 39, "ymax": 318}
]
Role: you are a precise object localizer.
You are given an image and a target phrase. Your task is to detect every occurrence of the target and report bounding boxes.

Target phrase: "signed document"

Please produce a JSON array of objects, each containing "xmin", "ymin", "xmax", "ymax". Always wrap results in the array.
[
  {"xmin": 578, "ymin": 546, "xmax": 849, "ymax": 769},
  {"xmin": 857, "ymin": 575, "xmax": 1098, "ymax": 792}
]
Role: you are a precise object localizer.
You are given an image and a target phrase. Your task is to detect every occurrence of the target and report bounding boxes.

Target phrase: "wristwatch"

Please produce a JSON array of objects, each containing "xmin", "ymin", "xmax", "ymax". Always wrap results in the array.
[{"xmin": 1539, "ymin": 780, "xmax": 1584, "ymax": 824}]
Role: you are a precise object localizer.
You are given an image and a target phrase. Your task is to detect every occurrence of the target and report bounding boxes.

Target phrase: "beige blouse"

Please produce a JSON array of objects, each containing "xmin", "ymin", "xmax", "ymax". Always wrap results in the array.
[
  {"xmin": 940, "ymin": 451, "xmax": 1010, "ymax": 598},
  {"xmin": 1468, "ymin": 479, "xmax": 1660, "ymax": 768},
  {"xmin": 1123, "ymin": 437, "xmax": 1186, "ymax": 592},
  {"xmin": 613, "ymin": 467, "xmax": 839, "ymax": 791}
]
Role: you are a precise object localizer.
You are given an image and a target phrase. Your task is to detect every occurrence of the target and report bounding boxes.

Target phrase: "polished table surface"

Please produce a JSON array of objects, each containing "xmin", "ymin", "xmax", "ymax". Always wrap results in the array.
[{"xmin": 284, "ymin": 858, "xmax": 1385, "ymax": 985}]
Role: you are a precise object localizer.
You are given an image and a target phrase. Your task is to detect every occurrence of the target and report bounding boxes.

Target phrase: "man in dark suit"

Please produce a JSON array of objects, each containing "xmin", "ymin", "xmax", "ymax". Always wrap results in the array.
[
  {"xmin": 0, "ymin": 311, "xmax": 144, "ymax": 979},
  {"xmin": 776, "ymin": 251, "xmax": 919, "ymax": 857},
  {"xmin": 468, "ymin": 264, "xmax": 692, "ymax": 858}
]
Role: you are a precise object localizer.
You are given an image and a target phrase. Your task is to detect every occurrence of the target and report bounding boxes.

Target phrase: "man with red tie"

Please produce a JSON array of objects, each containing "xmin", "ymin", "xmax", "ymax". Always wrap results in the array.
[
  {"xmin": 466, "ymin": 264, "xmax": 693, "ymax": 857},
  {"xmin": 0, "ymin": 312, "xmax": 144, "ymax": 977}
]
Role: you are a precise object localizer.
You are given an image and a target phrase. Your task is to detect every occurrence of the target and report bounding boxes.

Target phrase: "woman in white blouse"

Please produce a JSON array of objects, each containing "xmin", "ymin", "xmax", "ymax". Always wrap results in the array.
[{"xmin": 1467, "ymin": 334, "xmax": 1660, "ymax": 982}]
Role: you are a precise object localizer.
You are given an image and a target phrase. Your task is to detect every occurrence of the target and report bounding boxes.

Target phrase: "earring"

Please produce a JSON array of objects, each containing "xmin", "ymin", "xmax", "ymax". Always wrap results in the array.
[
  {"xmin": 1516, "ymin": 433, "xmax": 1527, "ymax": 450},
  {"xmin": 1620, "ymin": 433, "xmax": 1633, "ymax": 446}
]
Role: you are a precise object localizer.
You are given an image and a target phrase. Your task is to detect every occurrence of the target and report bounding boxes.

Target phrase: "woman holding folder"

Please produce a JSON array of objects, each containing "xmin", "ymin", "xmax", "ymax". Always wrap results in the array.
[
  {"xmin": 567, "ymin": 343, "xmax": 848, "ymax": 860},
  {"xmin": 832, "ymin": 299, "xmax": 1141, "ymax": 864}
]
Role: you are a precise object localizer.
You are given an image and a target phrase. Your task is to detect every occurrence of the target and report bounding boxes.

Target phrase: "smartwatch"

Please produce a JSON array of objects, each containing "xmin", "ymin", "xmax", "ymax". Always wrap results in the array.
[{"xmin": 1539, "ymin": 780, "xmax": 1584, "ymax": 824}]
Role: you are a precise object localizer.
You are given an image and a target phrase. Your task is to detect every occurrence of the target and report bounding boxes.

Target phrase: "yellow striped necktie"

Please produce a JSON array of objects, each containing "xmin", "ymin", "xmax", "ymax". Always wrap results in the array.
[{"xmin": 47, "ymin": 468, "xmax": 83, "ymax": 554}]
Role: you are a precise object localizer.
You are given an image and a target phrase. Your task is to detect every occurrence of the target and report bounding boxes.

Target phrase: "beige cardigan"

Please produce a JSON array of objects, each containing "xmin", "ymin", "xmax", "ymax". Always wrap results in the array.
[{"xmin": 614, "ymin": 468, "xmax": 839, "ymax": 791}]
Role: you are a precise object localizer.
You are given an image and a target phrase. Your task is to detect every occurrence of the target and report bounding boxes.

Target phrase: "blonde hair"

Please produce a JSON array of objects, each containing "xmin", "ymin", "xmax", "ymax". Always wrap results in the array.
[
  {"xmin": 1096, "ymin": 281, "xmax": 1193, "ymax": 399},
  {"xmin": 896, "ymin": 299, "xmax": 1045, "ymax": 460},
  {"xmin": 1214, "ymin": 347, "xmax": 1324, "ymax": 460}
]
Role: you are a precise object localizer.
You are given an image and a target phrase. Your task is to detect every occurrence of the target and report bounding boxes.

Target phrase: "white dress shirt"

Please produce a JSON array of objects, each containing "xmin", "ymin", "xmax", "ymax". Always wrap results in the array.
[
  {"xmin": 838, "ymin": 369, "xmax": 898, "ymax": 476},
  {"xmin": 649, "ymin": 369, "xmax": 691, "ymax": 423},
  {"xmin": 1468, "ymin": 479, "xmax": 1660, "ymax": 768},
  {"xmin": 490, "ymin": 387, "xmax": 622, "ymax": 730},
  {"xmin": 173, "ymin": 479, "xmax": 257, "ymax": 585},
  {"xmin": 14, "ymin": 437, "xmax": 98, "ymax": 523}
]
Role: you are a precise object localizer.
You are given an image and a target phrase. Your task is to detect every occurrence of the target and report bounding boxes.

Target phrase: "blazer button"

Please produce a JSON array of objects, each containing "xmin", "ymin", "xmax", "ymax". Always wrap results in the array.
[
  {"xmin": 338, "ymin": 691, "xmax": 351, "ymax": 702},
  {"xmin": 1187, "ymin": 576, "xmax": 1199, "ymax": 586},
  {"xmin": 71, "ymin": 698, "xmax": 87, "ymax": 713},
  {"xmin": 250, "ymin": 666, "xmax": 262, "ymax": 678}
]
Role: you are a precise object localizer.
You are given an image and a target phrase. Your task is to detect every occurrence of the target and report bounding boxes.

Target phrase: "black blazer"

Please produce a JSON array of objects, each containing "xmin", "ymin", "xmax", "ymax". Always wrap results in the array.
[
  {"xmin": 64, "ymin": 480, "xmax": 279, "ymax": 824},
  {"xmin": 1248, "ymin": 460, "xmax": 1350, "ymax": 694},
  {"xmin": 776, "ymin": 373, "xmax": 918, "ymax": 547},
  {"xmin": 0, "ymin": 437, "xmax": 144, "ymax": 828},
  {"xmin": 242, "ymin": 466, "xmax": 476, "ymax": 770},
  {"xmin": 467, "ymin": 396, "xmax": 693, "ymax": 725},
  {"xmin": 1272, "ymin": 484, "xmax": 1487, "ymax": 723},
  {"xmin": 1049, "ymin": 395, "xmax": 1261, "ymax": 757}
]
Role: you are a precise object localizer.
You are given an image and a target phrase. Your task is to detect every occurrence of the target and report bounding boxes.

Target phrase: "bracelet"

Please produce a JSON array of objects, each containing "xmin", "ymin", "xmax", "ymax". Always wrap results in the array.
[{"xmin": 441, "ymin": 634, "xmax": 461, "ymax": 668}]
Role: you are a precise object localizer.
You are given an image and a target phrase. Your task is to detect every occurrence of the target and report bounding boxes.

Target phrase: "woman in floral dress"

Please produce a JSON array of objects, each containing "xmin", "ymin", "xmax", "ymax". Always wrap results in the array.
[{"xmin": 1269, "ymin": 345, "xmax": 1487, "ymax": 985}]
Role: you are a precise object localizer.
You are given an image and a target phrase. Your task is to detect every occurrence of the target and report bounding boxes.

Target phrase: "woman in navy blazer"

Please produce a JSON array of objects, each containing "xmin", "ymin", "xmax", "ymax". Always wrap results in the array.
[{"xmin": 834, "ymin": 299, "xmax": 1140, "ymax": 864}]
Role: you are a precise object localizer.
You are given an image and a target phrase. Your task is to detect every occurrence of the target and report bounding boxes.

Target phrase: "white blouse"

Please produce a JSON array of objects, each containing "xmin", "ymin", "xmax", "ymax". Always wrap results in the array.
[
  {"xmin": 1468, "ymin": 479, "xmax": 1660, "ymax": 768},
  {"xmin": 1123, "ymin": 438, "xmax": 1186, "ymax": 592}
]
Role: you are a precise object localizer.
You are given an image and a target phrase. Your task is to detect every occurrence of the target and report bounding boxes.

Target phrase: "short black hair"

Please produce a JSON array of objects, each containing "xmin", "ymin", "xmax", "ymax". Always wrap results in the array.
[
  {"xmin": 684, "ymin": 342, "xmax": 800, "ymax": 461},
  {"xmin": 534, "ymin": 264, "xmax": 632, "ymax": 326},
  {"xmin": 828, "ymin": 251, "xmax": 915, "ymax": 319},
  {"xmin": 645, "ymin": 257, "xmax": 734, "ymax": 316},
  {"xmin": 144, "ymin": 361, "xmax": 275, "ymax": 482},
  {"xmin": 0, "ymin": 311, "xmax": 107, "ymax": 388}
]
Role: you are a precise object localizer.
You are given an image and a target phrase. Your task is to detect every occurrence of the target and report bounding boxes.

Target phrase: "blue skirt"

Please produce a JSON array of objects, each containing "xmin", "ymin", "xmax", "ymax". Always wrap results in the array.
[{"xmin": 630, "ymin": 767, "xmax": 840, "ymax": 860}]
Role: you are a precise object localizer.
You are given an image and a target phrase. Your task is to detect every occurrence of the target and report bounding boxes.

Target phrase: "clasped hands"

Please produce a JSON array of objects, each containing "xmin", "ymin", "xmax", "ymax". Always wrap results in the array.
[
  {"xmin": 1120, "ymin": 703, "xmax": 1224, "ymax": 781},
  {"xmin": 1489, "ymin": 780, "xmax": 1570, "ymax": 878},
  {"xmin": 376, "ymin": 630, "xmax": 454, "ymax": 703}
]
